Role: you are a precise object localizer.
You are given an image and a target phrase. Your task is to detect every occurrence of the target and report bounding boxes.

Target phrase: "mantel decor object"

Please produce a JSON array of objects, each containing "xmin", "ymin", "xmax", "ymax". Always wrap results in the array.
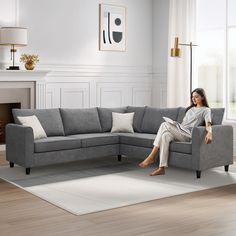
[
  {"xmin": 20, "ymin": 54, "xmax": 39, "ymax": 70},
  {"xmin": 0, "ymin": 27, "xmax": 28, "ymax": 70},
  {"xmin": 170, "ymin": 37, "xmax": 197, "ymax": 95}
]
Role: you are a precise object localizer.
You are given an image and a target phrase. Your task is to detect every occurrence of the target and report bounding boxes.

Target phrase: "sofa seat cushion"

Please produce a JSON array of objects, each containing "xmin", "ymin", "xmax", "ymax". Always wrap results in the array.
[
  {"xmin": 119, "ymin": 133, "xmax": 156, "ymax": 148},
  {"xmin": 119, "ymin": 133, "xmax": 192, "ymax": 154},
  {"xmin": 34, "ymin": 136, "xmax": 81, "ymax": 153},
  {"xmin": 169, "ymin": 142, "xmax": 192, "ymax": 154},
  {"xmin": 68, "ymin": 133, "xmax": 119, "ymax": 148}
]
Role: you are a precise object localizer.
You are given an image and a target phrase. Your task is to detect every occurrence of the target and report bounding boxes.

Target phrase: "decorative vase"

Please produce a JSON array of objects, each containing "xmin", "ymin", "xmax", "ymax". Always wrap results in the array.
[{"xmin": 25, "ymin": 61, "xmax": 35, "ymax": 70}]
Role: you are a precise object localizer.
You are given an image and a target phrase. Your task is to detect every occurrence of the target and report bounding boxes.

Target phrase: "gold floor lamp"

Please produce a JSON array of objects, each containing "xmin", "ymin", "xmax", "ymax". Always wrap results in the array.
[{"xmin": 170, "ymin": 37, "xmax": 197, "ymax": 95}]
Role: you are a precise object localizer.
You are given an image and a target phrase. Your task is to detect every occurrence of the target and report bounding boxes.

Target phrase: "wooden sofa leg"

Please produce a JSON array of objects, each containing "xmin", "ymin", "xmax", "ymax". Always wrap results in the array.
[
  {"xmin": 118, "ymin": 155, "xmax": 122, "ymax": 162},
  {"xmin": 9, "ymin": 162, "xmax": 14, "ymax": 168},
  {"xmin": 224, "ymin": 165, "xmax": 229, "ymax": 172},
  {"xmin": 196, "ymin": 170, "xmax": 201, "ymax": 179},
  {"xmin": 26, "ymin": 168, "xmax": 31, "ymax": 175}
]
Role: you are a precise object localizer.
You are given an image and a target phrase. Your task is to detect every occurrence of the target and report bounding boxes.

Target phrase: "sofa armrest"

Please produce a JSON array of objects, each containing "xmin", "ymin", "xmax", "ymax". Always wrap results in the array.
[
  {"xmin": 191, "ymin": 125, "xmax": 233, "ymax": 171},
  {"xmin": 6, "ymin": 123, "xmax": 34, "ymax": 167}
]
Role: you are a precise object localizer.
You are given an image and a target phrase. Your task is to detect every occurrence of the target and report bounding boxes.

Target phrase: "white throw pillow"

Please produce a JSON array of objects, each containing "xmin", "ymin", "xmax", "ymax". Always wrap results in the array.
[
  {"xmin": 17, "ymin": 115, "xmax": 47, "ymax": 140},
  {"xmin": 111, "ymin": 112, "xmax": 134, "ymax": 133}
]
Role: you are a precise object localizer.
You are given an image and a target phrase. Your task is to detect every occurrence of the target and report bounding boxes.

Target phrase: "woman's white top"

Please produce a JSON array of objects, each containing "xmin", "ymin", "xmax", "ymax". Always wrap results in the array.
[{"xmin": 181, "ymin": 106, "xmax": 212, "ymax": 132}]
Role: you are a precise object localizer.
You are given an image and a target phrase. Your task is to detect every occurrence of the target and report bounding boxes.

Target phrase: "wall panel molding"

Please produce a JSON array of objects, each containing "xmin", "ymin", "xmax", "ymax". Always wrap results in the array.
[
  {"xmin": 36, "ymin": 81, "xmax": 46, "ymax": 109},
  {"xmin": 60, "ymin": 85, "xmax": 89, "ymax": 108},
  {"xmin": 43, "ymin": 65, "xmax": 152, "ymax": 109},
  {"xmin": 132, "ymin": 87, "xmax": 152, "ymax": 106},
  {"xmin": 0, "ymin": 63, "xmax": 152, "ymax": 77}
]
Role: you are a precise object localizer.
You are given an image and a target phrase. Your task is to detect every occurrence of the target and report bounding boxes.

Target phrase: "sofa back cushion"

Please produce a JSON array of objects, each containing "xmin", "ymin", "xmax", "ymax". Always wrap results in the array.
[
  {"xmin": 60, "ymin": 108, "xmax": 102, "ymax": 135},
  {"xmin": 177, "ymin": 107, "xmax": 225, "ymax": 125},
  {"xmin": 126, "ymin": 106, "xmax": 146, "ymax": 132},
  {"xmin": 97, "ymin": 107, "xmax": 127, "ymax": 132},
  {"xmin": 141, "ymin": 107, "xmax": 179, "ymax": 134},
  {"xmin": 211, "ymin": 108, "xmax": 225, "ymax": 125},
  {"xmin": 12, "ymin": 108, "xmax": 65, "ymax": 136},
  {"xmin": 177, "ymin": 107, "xmax": 186, "ymax": 123}
]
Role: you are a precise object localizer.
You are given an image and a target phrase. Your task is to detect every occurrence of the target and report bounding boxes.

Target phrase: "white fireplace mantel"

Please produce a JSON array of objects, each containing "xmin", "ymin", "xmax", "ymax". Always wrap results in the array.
[
  {"xmin": 0, "ymin": 70, "xmax": 50, "ymax": 81},
  {"xmin": 0, "ymin": 70, "xmax": 50, "ymax": 108}
]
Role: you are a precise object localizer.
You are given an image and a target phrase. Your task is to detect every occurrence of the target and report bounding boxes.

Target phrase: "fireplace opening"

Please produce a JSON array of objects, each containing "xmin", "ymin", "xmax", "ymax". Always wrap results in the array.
[{"xmin": 0, "ymin": 103, "xmax": 21, "ymax": 144}]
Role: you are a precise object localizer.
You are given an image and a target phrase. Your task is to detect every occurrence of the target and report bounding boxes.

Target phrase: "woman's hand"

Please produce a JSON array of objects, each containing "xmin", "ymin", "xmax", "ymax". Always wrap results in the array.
[
  {"xmin": 205, "ymin": 131, "xmax": 212, "ymax": 144},
  {"xmin": 205, "ymin": 123, "xmax": 212, "ymax": 144}
]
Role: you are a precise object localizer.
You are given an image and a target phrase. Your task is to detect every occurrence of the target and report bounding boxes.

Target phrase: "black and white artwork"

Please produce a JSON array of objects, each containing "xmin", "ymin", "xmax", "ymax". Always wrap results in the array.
[{"xmin": 99, "ymin": 4, "xmax": 126, "ymax": 51}]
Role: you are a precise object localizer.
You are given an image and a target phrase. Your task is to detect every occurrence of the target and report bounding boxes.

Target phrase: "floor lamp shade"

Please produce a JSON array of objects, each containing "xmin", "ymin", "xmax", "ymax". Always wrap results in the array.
[
  {"xmin": 171, "ymin": 37, "xmax": 181, "ymax": 57},
  {"xmin": 0, "ymin": 27, "xmax": 28, "ymax": 70},
  {"xmin": 170, "ymin": 37, "xmax": 197, "ymax": 95}
]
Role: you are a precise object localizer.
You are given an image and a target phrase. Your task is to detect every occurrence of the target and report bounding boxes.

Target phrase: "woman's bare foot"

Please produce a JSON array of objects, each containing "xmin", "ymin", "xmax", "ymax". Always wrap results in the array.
[
  {"xmin": 149, "ymin": 167, "xmax": 165, "ymax": 176},
  {"xmin": 139, "ymin": 155, "xmax": 155, "ymax": 168}
]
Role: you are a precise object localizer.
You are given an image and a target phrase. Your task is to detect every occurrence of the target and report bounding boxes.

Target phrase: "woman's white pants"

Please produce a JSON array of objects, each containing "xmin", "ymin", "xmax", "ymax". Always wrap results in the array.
[{"xmin": 153, "ymin": 122, "xmax": 191, "ymax": 167}]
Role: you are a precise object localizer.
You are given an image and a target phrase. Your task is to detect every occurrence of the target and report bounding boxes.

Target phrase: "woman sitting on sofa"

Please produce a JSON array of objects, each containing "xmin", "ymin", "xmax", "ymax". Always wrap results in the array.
[{"xmin": 139, "ymin": 88, "xmax": 213, "ymax": 176}]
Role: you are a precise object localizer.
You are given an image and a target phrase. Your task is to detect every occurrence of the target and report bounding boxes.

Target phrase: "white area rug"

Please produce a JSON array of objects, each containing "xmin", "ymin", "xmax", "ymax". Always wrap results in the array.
[{"xmin": 0, "ymin": 157, "xmax": 236, "ymax": 215}]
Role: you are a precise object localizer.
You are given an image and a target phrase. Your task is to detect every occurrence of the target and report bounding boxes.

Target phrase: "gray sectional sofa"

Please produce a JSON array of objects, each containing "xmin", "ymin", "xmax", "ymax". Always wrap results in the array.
[{"xmin": 6, "ymin": 106, "xmax": 233, "ymax": 178}]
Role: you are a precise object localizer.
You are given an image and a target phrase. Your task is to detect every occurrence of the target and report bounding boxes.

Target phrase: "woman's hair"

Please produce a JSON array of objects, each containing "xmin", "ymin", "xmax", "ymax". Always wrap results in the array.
[{"xmin": 185, "ymin": 88, "xmax": 210, "ymax": 113}]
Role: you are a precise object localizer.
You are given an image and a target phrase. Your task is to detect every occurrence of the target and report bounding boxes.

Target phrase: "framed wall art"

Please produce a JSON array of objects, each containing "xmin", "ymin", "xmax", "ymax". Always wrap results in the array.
[{"xmin": 99, "ymin": 4, "xmax": 126, "ymax": 51}]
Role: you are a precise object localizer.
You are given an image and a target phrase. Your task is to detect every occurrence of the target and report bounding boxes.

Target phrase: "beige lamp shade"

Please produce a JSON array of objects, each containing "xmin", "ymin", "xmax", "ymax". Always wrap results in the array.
[
  {"xmin": 0, "ymin": 27, "xmax": 27, "ymax": 46},
  {"xmin": 0, "ymin": 27, "xmax": 28, "ymax": 70}
]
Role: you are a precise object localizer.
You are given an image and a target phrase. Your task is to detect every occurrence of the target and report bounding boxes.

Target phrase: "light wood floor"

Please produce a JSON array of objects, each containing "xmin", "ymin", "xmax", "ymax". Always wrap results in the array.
[{"xmin": 1, "ymin": 151, "xmax": 236, "ymax": 236}]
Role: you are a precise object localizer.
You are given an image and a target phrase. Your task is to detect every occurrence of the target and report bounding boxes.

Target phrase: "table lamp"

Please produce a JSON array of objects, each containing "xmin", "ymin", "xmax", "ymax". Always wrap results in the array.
[{"xmin": 0, "ymin": 27, "xmax": 27, "ymax": 70}]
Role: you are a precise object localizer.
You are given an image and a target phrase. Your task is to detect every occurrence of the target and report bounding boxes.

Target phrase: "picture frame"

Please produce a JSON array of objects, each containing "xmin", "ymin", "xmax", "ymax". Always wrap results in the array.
[{"xmin": 99, "ymin": 4, "xmax": 126, "ymax": 51}]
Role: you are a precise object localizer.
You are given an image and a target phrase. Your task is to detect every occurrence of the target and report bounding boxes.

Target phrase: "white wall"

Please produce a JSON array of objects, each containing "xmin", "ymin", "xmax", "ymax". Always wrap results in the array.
[
  {"xmin": 0, "ymin": 0, "xmax": 171, "ymax": 108},
  {"xmin": 0, "ymin": 0, "xmax": 17, "ymax": 26},
  {"xmin": 0, "ymin": 0, "xmax": 18, "ymax": 64},
  {"xmin": 18, "ymin": 0, "xmax": 152, "ymax": 67},
  {"xmin": 152, "ymin": 0, "xmax": 169, "ymax": 107},
  {"xmin": 0, "ymin": 0, "xmax": 153, "ymax": 108},
  {"xmin": 0, "ymin": 0, "xmax": 153, "ymax": 69}
]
